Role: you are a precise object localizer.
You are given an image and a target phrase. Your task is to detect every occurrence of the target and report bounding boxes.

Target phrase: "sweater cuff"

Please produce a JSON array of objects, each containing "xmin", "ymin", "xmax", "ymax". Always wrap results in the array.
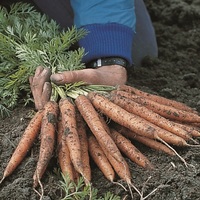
[{"xmin": 79, "ymin": 23, "xmax": 134, "ymax": 66}]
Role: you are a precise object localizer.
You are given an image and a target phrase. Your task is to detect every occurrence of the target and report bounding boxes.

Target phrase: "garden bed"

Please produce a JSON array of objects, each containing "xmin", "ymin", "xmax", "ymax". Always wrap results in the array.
[{"xmin": 0, "ymin": 0, "xmax": 200, "ymax": 199}]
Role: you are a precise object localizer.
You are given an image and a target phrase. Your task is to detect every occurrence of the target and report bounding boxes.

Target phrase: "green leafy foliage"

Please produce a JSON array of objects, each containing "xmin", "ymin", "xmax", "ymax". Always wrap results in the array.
[
  {"xmin": 59, "ymin": 173, "xmax": 120, "ymax": 200},
  {"xmin": 0, "ymin": 2, "xmax": 87, "ymax": 117}
]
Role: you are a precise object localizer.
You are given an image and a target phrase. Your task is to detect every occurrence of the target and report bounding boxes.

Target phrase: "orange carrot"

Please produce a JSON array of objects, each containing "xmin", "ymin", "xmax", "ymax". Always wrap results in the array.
[
  {"xmin": 117, "ymin": 84, "xmax": 197, "ymax": 113},
  {"xmin": 172, "ymin": 121, "xmax": 200, "ymax": 138},
  {"xmin": 113, "ymin": 90, "xmax": 200, "ymax": 123},
  {"xmin": 88, "ymin": 135, "xmax": 115, "ymax": 182},
  {"xmin": 103, "ymin": 147, "xmax": 132, "ymax": 185},
  {"xmin": 98, "ymin": 116, "xmax": 153, "ymax": 168},
  {"xmin": 110, "ymin": 92, "xmax": 192, "ymax": 141},
  {"xmin": 33, "ymin": 101, "xmax": 59, "ymax": 188},
  {"xmin": 59, "ymin": 98, "xmax": 83, "ymax": 175},
  {"xmin": 190, "ymin": 123, "xmax": 200, "ymax": 128},
  {"xmin": 57, "ymin": 119, "xmax": 75, "ymax": 181},
  {"xmin": 75, "ymin": 95, "xmax": 124, "ymax": 163},
  {"xmin": 88, "ymin": 92, "xmax": 188, "ymax": 146},
  {"xmin": 117, "ymin": 125, "xmax": 175, "ymax": 156},
  {"xmin": 109, "ymin": 128, "xmax": 153, "ymax": 169},
  {"xmin": 0, "ymin": 109, "xmax": 43, "ymax": 183},
  {"xmin": 76, "ymin": 111, "xmax": 91, "ymax": 184}
]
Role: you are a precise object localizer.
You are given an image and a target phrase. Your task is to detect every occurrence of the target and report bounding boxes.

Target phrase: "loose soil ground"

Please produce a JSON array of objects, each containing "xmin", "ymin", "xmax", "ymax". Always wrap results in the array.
[{"xmin": 0, "ymin": 0, "xmax": 200, "ymax": 199}]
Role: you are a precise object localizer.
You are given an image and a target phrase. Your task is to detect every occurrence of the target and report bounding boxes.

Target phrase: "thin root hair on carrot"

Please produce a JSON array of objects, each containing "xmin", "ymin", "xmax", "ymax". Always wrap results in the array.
[{"xmin": 157, "ymin": 137, "xmax": 195, "ymax": 169}]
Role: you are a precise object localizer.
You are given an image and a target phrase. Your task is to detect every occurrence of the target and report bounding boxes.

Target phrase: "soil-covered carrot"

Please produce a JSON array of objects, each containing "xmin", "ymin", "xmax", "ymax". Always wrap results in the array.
[
  {"xmin": 88, "ymin": 135, "xmax": 115, "ymax": 182},
  {"xmin": 117, "ymin": 125, "xmax": 175, "ymax": 156},
  {"xmin": 33, "ymin": 101, "xmax": 59, "ymax": 188},
  {"xmin": 114, "ymin": 90, "xmax": 200, "ymax": 123},
  {"xmin": 88, "ymin": 92, "xmax": 188, "ymax": 146},
  {"xmin": 98, "ymin": 115, "xmax": 153, "ymax": 168},
  {"xmin": 117, "ymin": 85, "xmax": 197, "ymax": 113},
  {"xmin": 172, "ymin": 121, "xmax": 200, "ymax": 138},
  {"xmin": 59, "ymin": 98, "xmax": 83, "ymax": 175},
  {"xmin": 57, "ymin": 119, "xmax": 75, "ymax": 182},
  {"xmin": 109, "ymin": 128, "xmax": 153, "ymax": 169},
  {"xmin": 103, "ymin": 147, "xmax": 132, "ymax": 185},
  {"xmin": 0, "ymin": 109, "xmax": 43, "ymax": 183},
  {"xmin": 191, "ymin": 123, "xmax": 200, "ymax": 128},
  {"xmin": 75, "ymin": 94, "xmax": 124, "ymax": 163},
  {"xmin": 110, "ymin": 92, "xmax": 192, "ymax": 141},
  {"xmin": 76, "ymin": 111, "xmax": 91, "ymax": 184}
]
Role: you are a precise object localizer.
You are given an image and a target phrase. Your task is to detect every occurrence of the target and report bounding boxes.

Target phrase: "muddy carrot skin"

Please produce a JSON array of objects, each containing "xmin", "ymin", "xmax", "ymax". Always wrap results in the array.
[
  {"xmin": 76, "ymin": 111, "xmax": 91, "ymax": 184},
  {"xmin": 57, "ymin": 119, "xmax": 75, "ymax": 181},
  {"xmin": 98, "ymin": 115, "xmax": 153, "ymax": 168},
  {"xmin": 88, "ymin": 135, "xmax": 115, "ymax": 182},
  {"xmin": 75, "ymin": 95, "xmax": 124, "ymax": 163},
  {"xmin": 59, "ymin": 98, "xmax": 83, "ymax": 175},
  {"xmin": 0, "ymin": 109, "xmax": 43, "ymax": 183},
  {"xmin": 113, "ymin": 90, "xmax": 200, "ymax": 123},
  {"xmin": 110, "ymin": 128, "xmax": 153, "ymax": 169},
  {"xmin": 117, "ymin": 84, "xmax": 197, "ymax": 113},
  {"xmin": 33, "ymin": 101, "xmax": 59, "ymax": 188},
  {"xmin": 110, "ymin": 92, "xmax": 192, "ymax": 141},
  {"xmin": 172, "ymin": 121, "xmax": 200, "ymax": 138},
  {"xmin": 88, "ymin": 92, "xmax": 188, "ymax": 146},
  {"xmin": 117, "ymin": 125, "xmax": 175, "ymax": 156},
  {"xmin": 103, "ymin": 148, "xmax": 132, "ymax": 185}
]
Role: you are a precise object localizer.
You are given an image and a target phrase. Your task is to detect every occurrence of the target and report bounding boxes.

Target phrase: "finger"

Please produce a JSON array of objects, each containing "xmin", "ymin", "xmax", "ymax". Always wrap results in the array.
[
  {"xmin": 29, "ymin": 76, "xmax": 33, "ymax": 85},
  {"xmin": 34, "ymin": 96, "xmax": 44, "ymax": 111},
  {"xmin": 30, "ymin": 67, "xmax": 52, "ymax": 110},
  {"xmin": 41, "ymin": 82, "xmax": 52, "ymax": 106},
  {"xmin": 40, "ymin": 67, "xmax": 52, "ymax": 82},
  {"xmin": 34, "ymin": 66, "xmax": 44, "ymax": 76},
  {"xmin": 50, "ymin": 69, "xmax": 93, "ymax": 85}
]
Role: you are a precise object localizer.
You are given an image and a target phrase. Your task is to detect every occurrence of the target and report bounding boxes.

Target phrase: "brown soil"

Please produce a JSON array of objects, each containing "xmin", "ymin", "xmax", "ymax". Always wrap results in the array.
[{"xmin": 1, "ymin": 0, "xmax": 200, "ymax": 199}]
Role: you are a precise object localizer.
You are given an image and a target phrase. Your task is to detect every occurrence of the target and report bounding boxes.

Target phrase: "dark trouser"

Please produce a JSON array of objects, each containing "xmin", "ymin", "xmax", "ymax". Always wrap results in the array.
[
  {"xmin": 133, "ymin": 0, "xmax": 158, "ymax": 66},
  {"xmin": 1, "ymin": 0, "xmax": 158, "ymax": 67}
]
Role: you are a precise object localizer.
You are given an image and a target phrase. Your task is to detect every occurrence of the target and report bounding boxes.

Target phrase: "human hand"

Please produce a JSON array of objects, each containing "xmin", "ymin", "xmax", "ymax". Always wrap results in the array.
[
  {"xmin": 30, "ymin": 65, "xmax": 127, "ymax": 110},
  {"xmin": 29, "ymin": 66, "xmax": 52, "ymax": 110},
  {"xmin": 50, "ymin": 65, "xmax": 127, "ymax": 86}
]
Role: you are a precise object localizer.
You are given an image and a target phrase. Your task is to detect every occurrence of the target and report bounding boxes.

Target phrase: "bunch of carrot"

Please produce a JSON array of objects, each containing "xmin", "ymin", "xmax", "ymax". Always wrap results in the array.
[{"xmin": 1, "ymin": 84, "xmax": 200, "ymax": 197}]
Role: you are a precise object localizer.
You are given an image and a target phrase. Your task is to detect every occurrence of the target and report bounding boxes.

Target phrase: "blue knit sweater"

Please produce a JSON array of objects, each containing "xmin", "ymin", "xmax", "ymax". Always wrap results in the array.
[{"xmin": 70, "ymin": 0, "xmax": 136, "ymax": 66}]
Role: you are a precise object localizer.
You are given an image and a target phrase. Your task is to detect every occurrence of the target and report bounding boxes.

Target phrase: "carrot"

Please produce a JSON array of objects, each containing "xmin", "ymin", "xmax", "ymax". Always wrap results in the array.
[
  {"xmin": 0, "ymin": 109, "xmax": 43, "ymax": 184},
  {"xmin": 117, "ymin": 84, "xmax": 197, "ymax": 113},
  {"xmin": 116, "ymin": 125, "xmax": 175, "ymax": 156},
  {"xmin": 172, "ymin": 121, "xmax": 200, "ymax": 138},
  {"xmin": 97, "ymin": 116, "xmax": 153, "ymax": 168},
  {"xmin": 110, "ymin": 92, "xmax": 192, "ymax": 141},
  {"xmin": 76, "ymin": 110, "xmax": 91, "ymax": 184},
  {"xmin": 75, "ymin": 94, "xmax": 124, "ymax": 163},
  {"xmin": 190, "ymin": 123, "xmax": 200, "ymax": 128},
  {"xmin": 59, "ymin": 98, "xmax": 83, "ymax": 176},
  {"xmin": 88, "ymin": 92, "xmax": 188, "ymax": 146},
  {"xmin": 102, "ymin": 146, "xmax": 133, "ymax": 189},
  {"xmin": 57, "ymin": 119, "xmax": 75, "ymax": 182},
  {"xmin": 104, "ymin": 147, "xmax": 142, "ymax": 199},
  {"xmin": 113, "ymin": 90, "xmax": 200, "ymax": 123},
  {"xmin": 88, "ymin": 135, "xmax": 115, "ymax": 182},
  {"xmin": 109, "ymin": 128, "xmax": 153, "ymax": 169},
  {"xmin": 33, "ymin": 101, "xmax": 59, "ymax": 188}
]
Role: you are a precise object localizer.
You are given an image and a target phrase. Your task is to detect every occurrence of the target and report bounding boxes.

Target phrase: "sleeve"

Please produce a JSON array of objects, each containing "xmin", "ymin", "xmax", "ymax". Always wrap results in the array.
[{"xmin": 70, "ymin": 0, "xmax": 136, "ymax": 66}]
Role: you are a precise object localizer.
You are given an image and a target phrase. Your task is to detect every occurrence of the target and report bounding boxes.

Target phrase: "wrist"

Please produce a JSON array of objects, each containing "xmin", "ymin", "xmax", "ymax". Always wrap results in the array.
[{"xmin": 86, "ymin": 57, "xmax": 129, "ymax": 68}]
